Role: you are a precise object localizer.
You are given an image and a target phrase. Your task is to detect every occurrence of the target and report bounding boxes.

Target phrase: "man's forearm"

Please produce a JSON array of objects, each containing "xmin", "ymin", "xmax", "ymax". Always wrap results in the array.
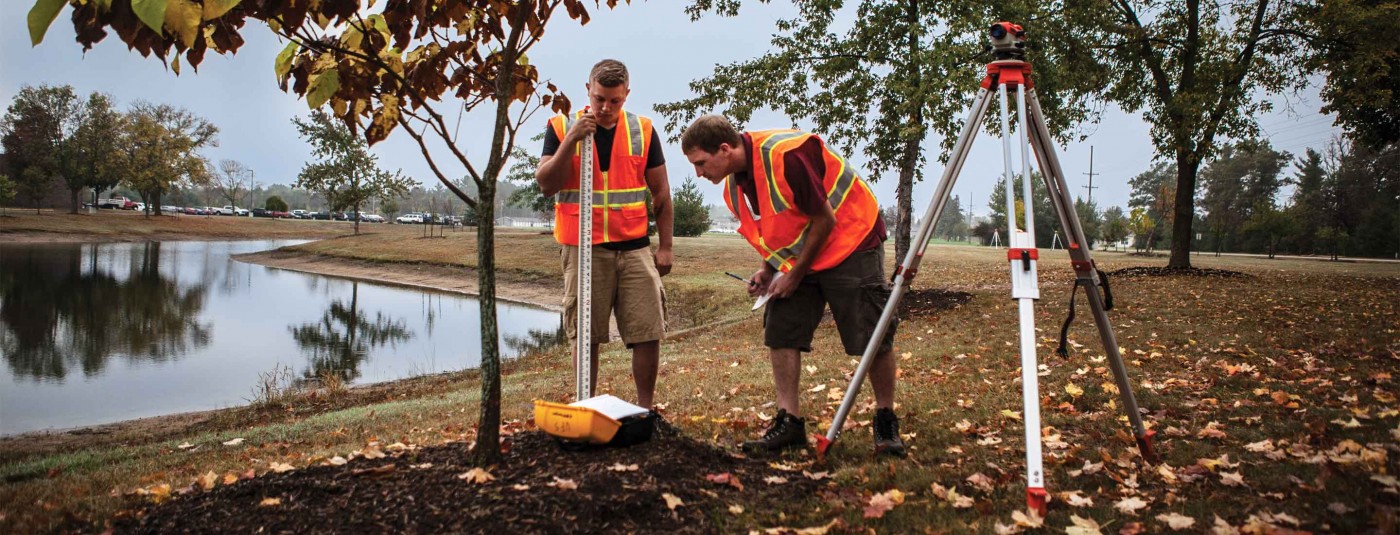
[
  {"xmin": 787, "ymin": 214, "xmax": 834, "ymax": 279},
  {"xmin": 655, "ymin": 195, "xmax": 674, "ymax": 250}
]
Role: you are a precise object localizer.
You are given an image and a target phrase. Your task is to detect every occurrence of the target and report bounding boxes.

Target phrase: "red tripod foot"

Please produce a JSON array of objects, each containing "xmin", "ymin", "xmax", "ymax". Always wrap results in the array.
[
  {"xmin": 813, "ymin": 434, "xmax": 832, "ymax": 462},
  {"xmin": 1026, "ymin": 487, "xmax": 1048, "ymax": 517},
  {"xmin": 1136, "ymin": 429, "xmax": 1158, "ymax": 464}
]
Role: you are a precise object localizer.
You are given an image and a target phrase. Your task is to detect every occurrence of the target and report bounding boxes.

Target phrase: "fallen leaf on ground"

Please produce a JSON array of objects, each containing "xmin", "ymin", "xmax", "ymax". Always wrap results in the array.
[
  {"xmin": 764, "ymin": 475, "xmax": 788, "ymax": 485},
  {"xmin": 729, "ymin": 504, "xmax": 744, "ymax": 515},
  {"xmin": 967, "ymin": 472, "xmax": 995, "ymax": 492},
  {"xmin": 268, "ymin": 462, "xmax": 295, "ymax": 473},
  {"xmin": 1219, "ymin": 471, "xmax": 1245, "ymax": 487},
  {"xmin": 1065, "ymin": 514, "xmax": 1102, "ymax": 535},
  {"xmin": 1114, "ymin": 496, "xmax": 1149, "ymax": 514},
  {"xmin": 1156, "ymin": 512, "xmax": 1196, "ymax": 530},
  {"xmin": 863, "ymin": 489, "xmax": 903, "ymax": 518},
  {"xmin": 197, "ymin": 471, "xmax": 218, "ymax": 490},
  {"xmin": 222, "ymin": 438, "xmax": 245, "ymax": 446},
  {"xmin": 1001, "ymin": 409, "xmax": 1023, "ymax": 421},
  {"xmin": 548, "ymin": 476, "xmax": 578, "ymax": 490},
  {"xmin": 1061, "ymin": 491, "xmax": 1094, "ymax": 507},
  {"xmin": 803, "ymin": 470, "xmax": 829, "ymax": 480},
  {"xmin": 457, "ymin": 468, "xmax": 494, "ymax": 484},
  {"xmin": 511, "ymin": 484, "xmax": 530, "ymax": 491},
  {"xmin": 1012, "ymin": 509, "xmax": 1044, "ymax": 528},
  {"xmin": 259, "ymin": 497, "xmax": 281, "ymax": 507},
  {"xmin": 177, "ymin": 442, "xmax": 195, "ymax": 450},
  {"xmin": 661, "ymin": 493, "xmax": 684, "ymax": 511},
  {"xmin": 328, "ymin": 456, "xmax": 347, "ymax": 466},
  {"xmin": 705, "ymin": 472, "xmax": 745, "ymax": 491},
  {"xmin": 1212, "ymin": 515, "xmax": 1239, "ymax": 534},
  {"xmin": 1066, "ymin": 383, "xmax": 1085, "ymax": 398},
  {"xmin": 608, "ymin": 463, "xmax": 639, "ymax": 472}
]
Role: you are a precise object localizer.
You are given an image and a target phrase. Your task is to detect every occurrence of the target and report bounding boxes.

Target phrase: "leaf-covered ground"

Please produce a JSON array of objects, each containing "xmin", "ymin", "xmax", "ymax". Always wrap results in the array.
[{"xmin": 1, "ymin": 227, "xmax": 1396, "ymax": 534}]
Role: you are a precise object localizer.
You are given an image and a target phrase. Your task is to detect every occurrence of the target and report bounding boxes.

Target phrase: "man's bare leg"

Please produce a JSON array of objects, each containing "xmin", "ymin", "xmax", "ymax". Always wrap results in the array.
[
  {"xmin": 631, "ymin": 340, "xmax": 659, "ymax": 407},
  {"xmin": 868, "ymin": 347, "xmax": 896, "ymax": 409},
  {"xmin": 770, "ymin": 348, "xmax": 802, "ymax": 417}
]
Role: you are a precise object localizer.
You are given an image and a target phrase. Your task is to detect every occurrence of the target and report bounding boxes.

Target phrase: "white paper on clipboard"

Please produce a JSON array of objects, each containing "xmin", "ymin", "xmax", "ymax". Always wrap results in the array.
[{"xmin": 751, "ymin": 272, "xmax": 783, "ymax": 311}]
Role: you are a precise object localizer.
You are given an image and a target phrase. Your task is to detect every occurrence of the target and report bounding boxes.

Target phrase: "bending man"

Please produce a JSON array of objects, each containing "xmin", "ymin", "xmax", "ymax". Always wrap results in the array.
[{"xmin": 681, "ymin": 114, "xmax": 903, "ymax": 456}]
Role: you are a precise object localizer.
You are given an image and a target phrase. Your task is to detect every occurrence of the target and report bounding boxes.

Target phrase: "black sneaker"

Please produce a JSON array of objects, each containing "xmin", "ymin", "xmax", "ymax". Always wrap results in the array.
[
  {"xmin": 742, "ymin": 409, "xmax": 807, "ymax": 454},
  {"xmin": 873, "ymin": 408, "xmax": 907, "ymax": 457}
]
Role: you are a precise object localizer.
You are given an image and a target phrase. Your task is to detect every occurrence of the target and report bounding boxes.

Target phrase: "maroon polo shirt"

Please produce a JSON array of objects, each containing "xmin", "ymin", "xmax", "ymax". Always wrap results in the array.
[{"xmin": 731, "ymin": 133, "xmax": 886, "ymax": 253}]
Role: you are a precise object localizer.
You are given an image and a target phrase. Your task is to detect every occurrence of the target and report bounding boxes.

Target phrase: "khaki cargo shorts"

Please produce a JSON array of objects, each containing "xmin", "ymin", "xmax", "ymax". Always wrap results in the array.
[
  {"xmin": 763, "ymin": 247, "xmax": 898, "ymax": 355},
  {"xmin": 562, "ymin": 245, "xmax": 667, "ymax": 347}
]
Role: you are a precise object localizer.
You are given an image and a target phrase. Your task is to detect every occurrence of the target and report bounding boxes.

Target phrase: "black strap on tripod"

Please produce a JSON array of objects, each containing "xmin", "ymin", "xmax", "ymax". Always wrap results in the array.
[{"xmin": 1056, "ymin": 269, "xmax": 1113, "ymax": 357}]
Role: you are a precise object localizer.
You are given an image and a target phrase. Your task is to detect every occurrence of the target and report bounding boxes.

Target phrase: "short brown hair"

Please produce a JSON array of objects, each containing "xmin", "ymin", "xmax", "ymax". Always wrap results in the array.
[
  {"xmin": 589, "ymin": 59, "xmax": 629, "ymax": 88},
  {"xmin": 681, "ymin": 114, "xmax": 742, "ymax": 154}
]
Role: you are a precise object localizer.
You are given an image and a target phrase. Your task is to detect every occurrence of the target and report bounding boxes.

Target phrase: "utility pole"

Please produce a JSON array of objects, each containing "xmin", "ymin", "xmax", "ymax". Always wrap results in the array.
[{"xmin": 1082, "ymin": 146, "xmax": 1100, "ymax": 207}]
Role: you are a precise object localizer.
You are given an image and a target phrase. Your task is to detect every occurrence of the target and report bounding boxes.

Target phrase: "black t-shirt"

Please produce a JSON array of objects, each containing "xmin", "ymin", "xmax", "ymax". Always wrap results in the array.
[{"xmin": 542, "ymin": 120, "xmax": 666, "ymax": 251}]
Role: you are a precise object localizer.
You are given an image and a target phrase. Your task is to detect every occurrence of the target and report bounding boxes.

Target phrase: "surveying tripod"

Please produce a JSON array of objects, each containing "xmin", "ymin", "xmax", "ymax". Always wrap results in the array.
[{"xmin": 817, "ymin": 22, "xmax": 1157, "ymax": 515}]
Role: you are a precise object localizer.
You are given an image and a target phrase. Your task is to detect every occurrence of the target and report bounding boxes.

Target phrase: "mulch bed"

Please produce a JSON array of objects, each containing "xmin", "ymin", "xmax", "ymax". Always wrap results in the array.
[
  {"xmin": 113, "ymin": 430, "xmax": 826, "ymax": 534},
  {"xmin": 1105, "ymin": 266, "xmax": 1249, "ymax": 278},
  {"xmin": 898, "ymin": 288, "xmax": 974, "ymax": 317}
]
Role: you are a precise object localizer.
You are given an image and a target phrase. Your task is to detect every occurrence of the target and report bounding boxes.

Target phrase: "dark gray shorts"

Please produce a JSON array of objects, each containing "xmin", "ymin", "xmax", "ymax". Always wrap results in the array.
[{"xmin": 763, "ymin": 247, "xmax": 898, "ymax": 355}]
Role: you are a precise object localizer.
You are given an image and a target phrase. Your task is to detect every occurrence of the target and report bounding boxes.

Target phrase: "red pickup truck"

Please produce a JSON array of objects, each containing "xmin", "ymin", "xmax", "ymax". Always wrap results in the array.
[{"xmin": 99, "ymin": 196, "xmax": 138, "ymax": 210}]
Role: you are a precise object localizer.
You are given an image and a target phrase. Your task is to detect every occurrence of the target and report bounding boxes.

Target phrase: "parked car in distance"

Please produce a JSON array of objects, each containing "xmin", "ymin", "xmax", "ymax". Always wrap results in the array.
[
  {"xmin": 360, "ymin": 213, "xmax": 385, "ymax": 223},
  {"xmin": 252, "ymin": 208, "xmax": 272, "ymax": 218},
  {"xmin": 220, "ymin": 206, "xmax": 250, "ymax": 216},
  {"xmin": 162, "ymin": 205, "xmax": 181, "ymax": 214},
  {"xmin": 291, "ymin": 209, "xmax": 309, "ymax": 219},
  {"xmin": 311, "ymin": 211, "xmax": 332, "ymax": 220},
  {"xmin": 396, "ymin": 213, "xmax": 424, "ymax": 224},
  {"xmin": 99, "ymin": 196, "xmax": 138, "ymax": 210}
]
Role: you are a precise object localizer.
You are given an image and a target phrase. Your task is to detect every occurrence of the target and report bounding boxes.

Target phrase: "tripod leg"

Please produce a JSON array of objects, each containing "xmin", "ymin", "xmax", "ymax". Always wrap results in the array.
[
  {"xmin": 1024, "ymin": 89, "xmax": 1157, "ymax": 463},
  {"xmin": 817, "ymin": 88, "xmax": 995, "ymax": 455}
]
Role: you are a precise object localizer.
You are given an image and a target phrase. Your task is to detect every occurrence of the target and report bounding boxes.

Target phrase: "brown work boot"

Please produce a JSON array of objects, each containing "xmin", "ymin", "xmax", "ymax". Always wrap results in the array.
[
  {"xmin": 873, "ymin": 408, "xmax": 907, "ymax": 457},
  {"xmin": 742, "ymin": 409, "xmax": 807, "ymax": 454}
]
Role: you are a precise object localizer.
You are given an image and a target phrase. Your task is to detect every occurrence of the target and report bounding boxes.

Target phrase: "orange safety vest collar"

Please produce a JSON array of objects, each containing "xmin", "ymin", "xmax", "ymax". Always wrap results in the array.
[
  {"xmin": 723, "ymin": 130, "xmax": 878, "ymax": 273},
  {"xmin": 550, "ymin": 110, "xmax": 653, "ymax": 246}
]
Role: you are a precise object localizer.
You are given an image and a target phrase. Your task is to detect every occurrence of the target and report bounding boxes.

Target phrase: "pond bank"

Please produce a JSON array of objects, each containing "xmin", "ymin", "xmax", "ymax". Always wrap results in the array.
[{"xmin": 234, "ymin": 248, "xmax": 564, "ymax": 312}]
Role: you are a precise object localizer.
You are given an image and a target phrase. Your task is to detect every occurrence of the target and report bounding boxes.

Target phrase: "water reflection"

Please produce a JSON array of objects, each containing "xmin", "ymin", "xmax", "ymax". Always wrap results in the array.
[
  {"xmin": 502, "ymin": 316, "xmax": 567, "ymax": 356},
  {"xmin": 0, "ymin": 240, "xmax": 563, "ymax": 435},
  {"xmin": 289, "ymin": 281, "xmax": 413, "ymax": 383},
  {"xmin": 0, "ymin": 242, "xmax": 211, "ymax": 381}
]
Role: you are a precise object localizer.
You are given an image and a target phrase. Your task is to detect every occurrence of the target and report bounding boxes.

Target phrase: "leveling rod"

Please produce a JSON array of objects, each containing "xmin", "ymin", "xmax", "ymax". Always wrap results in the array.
[{"xmin": 576, "ymin": 128, "xmax": 595, "ymax": 402}]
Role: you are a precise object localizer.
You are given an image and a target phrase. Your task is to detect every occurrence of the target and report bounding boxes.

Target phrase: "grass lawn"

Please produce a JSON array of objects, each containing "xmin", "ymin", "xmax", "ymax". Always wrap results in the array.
[
  {"xmin": 0, "ymin": 209, "xmax": 355, "ymax": 241},
  {"xmin": 1, "ymin": 223, "xmax": 1397, "ymax": 533}
]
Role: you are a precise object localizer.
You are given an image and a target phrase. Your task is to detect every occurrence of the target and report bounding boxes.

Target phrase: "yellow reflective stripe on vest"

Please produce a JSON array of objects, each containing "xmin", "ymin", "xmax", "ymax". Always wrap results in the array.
[
  {"xmin": 826, "ymin": 154, "xmax": 859, "ymax": 209},
  {"xmin": 625, "ymin": 112, "xmax": 645, "ymax": 157},
  {"xmin": 757, "ymin": 131, "xmax": 806, "ymax": 214},
  {"xmin": 556, "ymin": 189, "xmax": 647, "ymax": 206}
]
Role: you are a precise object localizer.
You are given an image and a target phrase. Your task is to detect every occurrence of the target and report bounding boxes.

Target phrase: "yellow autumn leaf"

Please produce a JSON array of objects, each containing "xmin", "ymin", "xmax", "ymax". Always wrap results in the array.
[
  {"xmin": 202, "ymin": 0, "xmax": 241, "ymax": 20},
  {"xmin": 1065, "ymin": 383, "xmax": 1084, "ymax": 398},
  {"xmin": 1065, "ymin": 515, "xmax": 1103, "ymax": 535},
  {"xmin": 1155, "ymin": 512, "xmax": 1197, "ymax": 530},
  {"xmin": 457, "ymin": 468, "xmax": 494, "ymax": 484},
  {"xmin": 259, "ymin": 497, "xmax": 281, "ymax": 507},
  {"xmin": 197, "ymin": 471, "xmax": 218, "ymax": 490},
  {"xmin": 661, "ymin": 492, "xmax": 684, "ymax": 511},
  {"xmin": 162, "ymin": 0, "xmax": 201, "ymax": 48},
  {"xmin": 1000, "ymin": 409, "xmax": 1022, "ymax": 421}
]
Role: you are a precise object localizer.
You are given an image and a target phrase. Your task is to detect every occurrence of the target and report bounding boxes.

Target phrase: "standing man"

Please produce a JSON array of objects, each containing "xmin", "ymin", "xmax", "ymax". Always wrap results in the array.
[
  {"xmin": 681, "ymin": 114, "xmax": 904, "ymax": 456},
  {"xmin": 535, "ymin": 59, "xmax": 672, "ymax": 408}
]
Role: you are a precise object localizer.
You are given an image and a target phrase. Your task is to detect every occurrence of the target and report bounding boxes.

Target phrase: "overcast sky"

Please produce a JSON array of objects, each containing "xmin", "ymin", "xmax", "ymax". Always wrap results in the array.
[{"xmin": 2, "ymin": 1, "xmax": 1342, "ymax": 218}]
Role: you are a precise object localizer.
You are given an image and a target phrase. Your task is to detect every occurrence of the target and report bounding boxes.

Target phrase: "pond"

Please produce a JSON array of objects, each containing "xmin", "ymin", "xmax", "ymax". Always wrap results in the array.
[{"xmin": 0, "ymin": 240, "xmax": 563, "ymax": 436}]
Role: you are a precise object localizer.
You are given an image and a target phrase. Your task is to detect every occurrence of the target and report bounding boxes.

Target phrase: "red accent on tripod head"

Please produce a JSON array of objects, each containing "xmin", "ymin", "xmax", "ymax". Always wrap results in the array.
[{"xmin": 981, "ymin": 61, "xmax": 1034, "ymax": 90}]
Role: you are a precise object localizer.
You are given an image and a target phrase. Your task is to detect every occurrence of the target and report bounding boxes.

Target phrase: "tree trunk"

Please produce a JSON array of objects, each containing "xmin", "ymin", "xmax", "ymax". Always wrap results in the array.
[
  {"xmin": 470, "ymin": 3, "xmax": 528, "ymax": 465},
  {"xmin": 70, "ymin": 188, "xmax": 80, "ymax": 214},
  {"xmin": 892, "ymin": 0, "xmax": 923, "ymax": 266},
  {"xmin": 353, "ymin": 201, "xmax": 361, "ymax": 235},
  {"xmin": 1167, "ymin": 153, "xmax": 1200, "ymax": 268}
]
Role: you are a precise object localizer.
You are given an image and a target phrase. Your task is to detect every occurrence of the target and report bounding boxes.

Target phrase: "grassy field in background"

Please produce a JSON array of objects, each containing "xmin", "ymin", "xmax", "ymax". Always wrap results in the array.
[{"xmin": 1, "ymin": 218, "xmax": 1397, "ymax": 533}]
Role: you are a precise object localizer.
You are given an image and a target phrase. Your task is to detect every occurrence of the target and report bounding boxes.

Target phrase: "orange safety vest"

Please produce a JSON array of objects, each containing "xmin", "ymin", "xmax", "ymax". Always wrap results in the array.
[
  {"xmin": 549, "ymin": 110, "xmax": 653, "ymax": 246},
  {"xmin": 723, "ymin": 130, "xmax": 879, "ymax": 273}
]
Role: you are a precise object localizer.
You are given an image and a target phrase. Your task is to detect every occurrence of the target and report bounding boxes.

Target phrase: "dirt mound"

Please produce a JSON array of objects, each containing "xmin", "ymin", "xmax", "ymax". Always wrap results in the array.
[
  {"xmin": 115, "ymin": 430, "xmax": 822, "ymax": 534},
  {"xmin": 898, "ymin": 288, "xmax": 973, "ymax": 317},
  {"xmin": 1106, "ymin": 266, "xmax": 1249, "ymax": 278}
]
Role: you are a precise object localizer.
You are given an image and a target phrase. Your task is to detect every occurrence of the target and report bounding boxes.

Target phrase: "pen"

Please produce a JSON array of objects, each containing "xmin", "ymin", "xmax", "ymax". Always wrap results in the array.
[{"xmin": 725, "ymin": 272, "xmax": 751, "ymax": 285}]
